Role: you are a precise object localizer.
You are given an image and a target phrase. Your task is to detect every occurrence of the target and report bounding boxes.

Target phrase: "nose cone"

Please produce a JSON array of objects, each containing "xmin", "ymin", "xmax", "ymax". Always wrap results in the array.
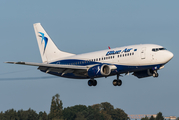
[{"xmin": 166, "ymin": 51, "xmax": 174, "ymax": 62}]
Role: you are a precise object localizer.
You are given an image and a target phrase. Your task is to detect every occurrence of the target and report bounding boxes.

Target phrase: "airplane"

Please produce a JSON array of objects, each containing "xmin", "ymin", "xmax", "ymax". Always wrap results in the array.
[{"xmin": 6, "ymin": 23, "xmax": 174, "ymax": 86}]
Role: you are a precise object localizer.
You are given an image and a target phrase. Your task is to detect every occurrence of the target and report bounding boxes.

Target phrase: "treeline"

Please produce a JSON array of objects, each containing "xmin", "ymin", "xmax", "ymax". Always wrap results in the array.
[
  {"xmin": 141, "ymin": 112, "xmax": 164, "ymax": 120},
  {"xmin": 141, "ymin": 112, "xmax": 179, "ymax": 120},
  {"xmin": 0, "ymin": 94, "xmax": 129, "ymax": 120}
]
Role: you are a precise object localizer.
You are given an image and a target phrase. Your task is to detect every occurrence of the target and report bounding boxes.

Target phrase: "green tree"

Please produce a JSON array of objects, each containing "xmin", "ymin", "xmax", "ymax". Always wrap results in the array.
[
  {"xmin": 38, "ymin": 111, "xmax": 48, "ymax": 120},
  {"xmin": 141, "ymin": 116, "xmax": 149, "ymax": 120},
  {"xmin": 42, "ymin": 111, "xmax": 48, "ymax": 120},
  {"xmin": 111, "ymin": 108, "xmax": 129, "ymax": 120},
  {"xmin": 100, "ymin": 102, "xmax": 114, "ymax": 115},
  {"xmin": 63, "ymin": 105, "xmax": 88, "ymax": 120},
  {"xmin": 150, "ymin": 115, "xmax": 155, "ymax": 120},
  {"xmin": 26, "ymin": 108, "xmax": 38, "ymax": 120},
  {"xmin": 0, "ymin": 111, "xmax": 4, "ymax": 120},
  {"xmin": 49, "ymin": 94, "xmax": 63, "ymax": 120},
  {"xmin": 17, "ymin": 108, "xmax": 38, "ymax": 120},
  {"xmin": 156, "ymin": 112, "xmax": 164, "ymax": 120},
  {"xmin": 3, "ymin": 109, "xmax": 19, "ymax": 120},
  {"xmin": 92, "ymin": 102, "xmax": 129, "ymax": 120},
  {"xmin": 75, "ymin": 112, "xmax": 87, "ymax": 120},
  {"xmin": 81, "ymin": 106, "xmax": 104, "ymax": 120}
]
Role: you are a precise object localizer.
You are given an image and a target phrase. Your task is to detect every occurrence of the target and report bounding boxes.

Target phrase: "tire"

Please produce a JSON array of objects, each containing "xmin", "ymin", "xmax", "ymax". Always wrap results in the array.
[
  {"xmin": 113, "ymin": 80, "xmax": 118, "ymax": 86},
  {"xmin": 117, "ymin": 80, "xmax": 122, "ymax": 86},
  {"xmin": 88, "ymin": 80, "xmax": 93, "ymax": 86},
  {"xmin": 93, "ymin": 80, "xmax": 97, "ymax": 86}
]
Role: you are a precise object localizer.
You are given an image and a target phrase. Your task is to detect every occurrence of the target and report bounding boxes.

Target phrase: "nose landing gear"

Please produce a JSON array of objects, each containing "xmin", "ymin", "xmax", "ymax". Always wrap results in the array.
[{"xmin": 153, "ymin": 70, "xmax": 159, "ymax": 77}]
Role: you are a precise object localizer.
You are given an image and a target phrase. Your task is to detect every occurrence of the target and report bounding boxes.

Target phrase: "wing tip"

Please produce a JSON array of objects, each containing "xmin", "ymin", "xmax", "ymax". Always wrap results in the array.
[
  {"xmin": 5, "ymin": 62, "xmax": 15, "ymax": 64},
  {"xmin": 4, "ymin": 61, "xmax": 25, "ymax": 64}
]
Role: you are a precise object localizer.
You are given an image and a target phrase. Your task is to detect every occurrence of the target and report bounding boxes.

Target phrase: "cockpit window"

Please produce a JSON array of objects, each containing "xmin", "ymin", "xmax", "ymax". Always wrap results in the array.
[
  {"xmin": 152, "ymin": 47, "xmax": 167, "ymax": 52},
  {"xmin": 159, "ymin": 48, "xmax": 167, "ymax": 50}
]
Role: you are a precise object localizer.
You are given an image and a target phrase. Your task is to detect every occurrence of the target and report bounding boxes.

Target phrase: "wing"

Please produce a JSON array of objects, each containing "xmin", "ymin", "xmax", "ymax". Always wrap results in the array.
[{"xmin": 5, "ymin": 61, "xmax": 89, "ymax": 77}]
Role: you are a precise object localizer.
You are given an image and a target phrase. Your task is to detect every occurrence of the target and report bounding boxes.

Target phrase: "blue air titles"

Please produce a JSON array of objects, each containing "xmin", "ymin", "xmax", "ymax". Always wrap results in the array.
[{"xmin": 106, "ymin": 48, "xmax": 135, "ymax": 56}]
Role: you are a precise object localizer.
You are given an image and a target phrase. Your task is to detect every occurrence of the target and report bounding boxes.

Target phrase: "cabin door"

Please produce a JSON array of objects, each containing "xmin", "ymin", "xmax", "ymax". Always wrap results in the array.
[{"xmin": 141, "ymin": 47, "xmax": 146, "ymax": 59}]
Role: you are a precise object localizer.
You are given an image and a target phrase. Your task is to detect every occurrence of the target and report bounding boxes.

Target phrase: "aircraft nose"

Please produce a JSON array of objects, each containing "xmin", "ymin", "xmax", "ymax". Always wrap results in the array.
[{"xmin": 166, "ymin": 51, "xmax": 174, "ymax": 62}]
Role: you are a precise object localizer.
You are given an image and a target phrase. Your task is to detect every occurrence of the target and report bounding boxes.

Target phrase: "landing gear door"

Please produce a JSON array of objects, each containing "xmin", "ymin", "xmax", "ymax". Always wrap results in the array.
[{"xmin": 141, "ymin": 47, "xmax": 146, "ymax": 59}]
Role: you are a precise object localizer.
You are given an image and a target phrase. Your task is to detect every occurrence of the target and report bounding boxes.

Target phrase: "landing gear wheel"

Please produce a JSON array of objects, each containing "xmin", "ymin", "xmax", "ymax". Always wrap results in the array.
[
  {"xmin": 153, "ymin": 71, "xmax": 159, "ymax": 78},
  {"xmin": 93, "ymin": 80, "xmax": 97, "ymax": 86},
  {"xmin": 88, "ymin": 80, "xmax": 97, "ymax": 86},
  {"xmin": 113, "ymin": 80, "xmax": 118, "ymax": 86},
  {"xmin": 88, "ymin": 80, "xmax": 93, "ymax": 86},
  {"xmin": 117, "ymin": 80, "xmax": 122, "ymax": 86},
  {"xmin": 113, "ymin": 79, "xmax": 122, "ymax": 86},
  {"xmin": 113, "ymin": 74, "xmax": 123, "ymax": 86}
]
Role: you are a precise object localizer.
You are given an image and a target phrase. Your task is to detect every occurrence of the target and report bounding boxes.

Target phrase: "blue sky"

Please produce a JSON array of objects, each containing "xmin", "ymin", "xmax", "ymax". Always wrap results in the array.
[{"xmin": 0, "ymin": 0, "xmax": 179, "ymax": 117}]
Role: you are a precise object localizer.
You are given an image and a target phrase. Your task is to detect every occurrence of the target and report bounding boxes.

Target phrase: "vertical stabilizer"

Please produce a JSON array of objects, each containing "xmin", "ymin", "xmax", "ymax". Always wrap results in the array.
[{"xmin": 33, "ymin": 23, "xmax": 75, "ymax": 63}]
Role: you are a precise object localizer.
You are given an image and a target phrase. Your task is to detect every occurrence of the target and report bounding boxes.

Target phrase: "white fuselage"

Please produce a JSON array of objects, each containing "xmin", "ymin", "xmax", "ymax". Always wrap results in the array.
[
  {"xmin": 46, "ymin": 44, "xmax": 173, "ymax": 79},
  {"xmin": 51, "ymin": 44, "xmax": 173, "ymax": 66}
]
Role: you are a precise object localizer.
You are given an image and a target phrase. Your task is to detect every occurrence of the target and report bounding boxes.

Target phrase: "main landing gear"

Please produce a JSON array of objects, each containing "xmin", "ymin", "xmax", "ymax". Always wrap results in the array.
[
  {"xmin": 88, "ymin": 74, "xmax": 123, "ymax": 87},
  {"xmin": 88, "ymin": 79, "xmax": 97, "ymax": 86},
  {"xmin": 113, "ymin": 74, "xmax": 122, "ymax": 86}
]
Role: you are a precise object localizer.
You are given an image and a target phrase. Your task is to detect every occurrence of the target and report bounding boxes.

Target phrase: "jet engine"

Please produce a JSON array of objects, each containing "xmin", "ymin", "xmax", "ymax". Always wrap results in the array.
[{"xmin": 88, "ymin": 64, "xmax": 111, "ymax": 78}]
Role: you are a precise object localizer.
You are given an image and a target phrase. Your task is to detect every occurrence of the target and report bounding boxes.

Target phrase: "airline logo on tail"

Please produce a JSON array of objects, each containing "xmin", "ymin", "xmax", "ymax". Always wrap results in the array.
[{"xmin": 39, "ymin": 32, "xmax": 48, "ymax": 53}]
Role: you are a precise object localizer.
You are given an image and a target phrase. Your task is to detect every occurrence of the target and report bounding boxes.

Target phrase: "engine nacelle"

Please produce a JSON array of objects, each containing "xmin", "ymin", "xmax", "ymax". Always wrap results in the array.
[
  {"xmin": 88, "ymin": 64, "xmax": 111, "ymax": 78},
  {"xmin": 133, "ymin": 69, "xmax": 154, "ymax": 78}
]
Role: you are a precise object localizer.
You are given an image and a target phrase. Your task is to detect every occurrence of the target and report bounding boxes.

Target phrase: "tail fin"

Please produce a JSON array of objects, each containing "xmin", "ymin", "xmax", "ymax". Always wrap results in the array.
[{"xmin": 33, "ymin": 23, "xmax": 75, "ymax": 63}]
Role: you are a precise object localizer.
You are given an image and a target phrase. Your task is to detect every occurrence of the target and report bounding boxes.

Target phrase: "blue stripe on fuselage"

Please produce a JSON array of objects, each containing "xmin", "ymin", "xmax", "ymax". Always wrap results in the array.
[
  {"xmin": 43, "ymin": 60, "xmax": 164, "ymax": 79},
  {"xmin": 50, "ymin": 59, "xmax": 101, "ymax": 66}
]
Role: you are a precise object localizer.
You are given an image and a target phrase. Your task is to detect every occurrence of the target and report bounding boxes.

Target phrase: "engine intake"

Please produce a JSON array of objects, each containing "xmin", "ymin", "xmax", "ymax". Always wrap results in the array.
[{"xmin": 101, "ymin": 64, "xmax": 111, "ymax": 76}]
